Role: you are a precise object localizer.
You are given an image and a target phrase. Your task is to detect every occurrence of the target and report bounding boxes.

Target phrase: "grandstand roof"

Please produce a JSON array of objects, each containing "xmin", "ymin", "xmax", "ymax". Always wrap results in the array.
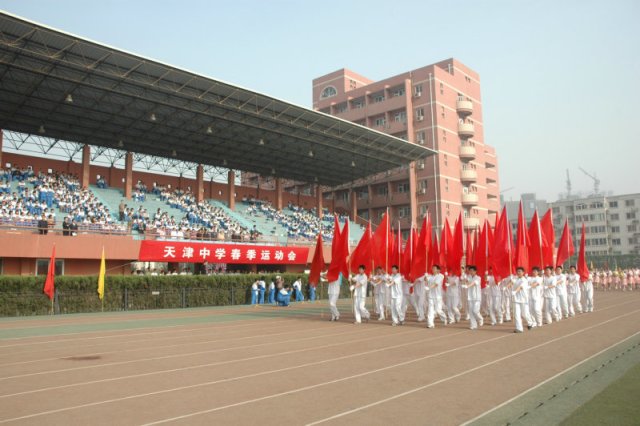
[{"xmin": 0, "ymin": 12, "xmax": 435, "ymax": 187}]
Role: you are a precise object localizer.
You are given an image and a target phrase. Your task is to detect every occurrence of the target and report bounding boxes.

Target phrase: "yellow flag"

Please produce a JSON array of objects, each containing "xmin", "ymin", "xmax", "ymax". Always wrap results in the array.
[{"xmin": 98, "ymin": 248, "xmax": 105, "ymax": 300}]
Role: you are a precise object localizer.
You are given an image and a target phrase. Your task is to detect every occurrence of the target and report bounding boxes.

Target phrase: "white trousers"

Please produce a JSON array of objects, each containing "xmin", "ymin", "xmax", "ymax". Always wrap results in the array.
[
  {"xmin": 557, "ymin": 292, "xmax": 569, "ymax": 318},
  {"xmin": 489, "ymin": 295, "xmax": 503, "ymax": 325},
  {"xmin": 446, "ymin": 292, "xmax": 461, "ymax": 323},
  {"xmin": 502, "ymin": 292, "xmax": 512, "ymax": 320},
  {"xmin": 375, "ymin": 292, "xmax": 386, "ymax": 319},
  {"xmin": 581, "ymin": 283, "xmax": 594, "ymax": 312},
  {"xmin": 467, "ymin": 300, "xmax": 482, "ymax": 329},
  {"xmin": 567, "ymin": 293, "xmax": 582, "ymax": 316},
  {"xmin": 328, "ymin": 293, "xmax": 340, "ymax": 320},
  {"xmin": 414, "ymin": 291, "xmax": 427, "ymax": 320},
  {"xmin": 427, "ymin": 298, "xmax": 447, "ymax": 327},
  {"xmin": 529, "ymin": 296, "xmax": 543, "ymax": 327},
  {"xmin": 514, "ymin": 302, "xmax": 534, "ymax": 332},
  {"xmin": 353, "ymin": 295, "xmax": 370, "ymax": 323},
  {"xmin": 544, "ymin": 297, "xmax": 559, "ymax": 324},
  {"xmin": 391, "ymin": 297, "xmax": 404, "ymax": 324}
]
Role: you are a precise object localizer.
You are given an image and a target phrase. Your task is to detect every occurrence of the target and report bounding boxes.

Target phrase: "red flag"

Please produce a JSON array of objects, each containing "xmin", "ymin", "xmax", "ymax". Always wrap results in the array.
[
  {"xmin": 577, "ymin": 223, "xmax": 590, "ymax": 281},
  {"xmin": 475, "ymin": 220, "xmax": 493, "ymax": 287},
  {"xmin": 492, "ymin": 206, "xmax": 513, "ymax": 281},
  {"xmin": 556, "ymin": 219, "xmax": 575, "ymax": 268},
  {"xmin": 540, "ymin": 209, "xmax": 555, "ymax": 268},
  {"xmin": 43, "ymin": 245, "xmax": 56, "ymax": 300},
  {"xmin": 528, "ymin": 210, "xmax": 547, "ymax": 272},
  {"xmin": 513, "ymin": 202, "xmax": 530, "ymax": 271},
  {"xmin": 465, "ymin": 229, "xmax": 473, "ymax": 267},
  {"xmin": 450, "ymin": 213, "xmax": 464, "ymax": 275},
  {"xmin": 326, "ymin": 216, "xmax": 347, "ymax": 282},
  {"xmin": 411, "ymin": 216, "xmax": 429, "ymax": 281},
  {"xmin": 350, "ymin": 222, "xmax": 372, "ymax": 274},
  {"xmin": 439, "ymin": 217, "xmax": 453, "ymax": 273},
  {"xmin": 371, "ymin": 211, "xmax": 390, "ymax": 272},
  {"xmin": 429, "ymin": 231, "xmax": 440, "ymax": 271},
  {"xmin": 308, "ymin": 233, "xmax": 325, "ymax": 287},
  {"xmin": 402, "ymin": 228, "xmax": 417, "ymax": 279},
  {"xmin": 390, "ymin": 227, "xmax": 401, "ymax": 271}
]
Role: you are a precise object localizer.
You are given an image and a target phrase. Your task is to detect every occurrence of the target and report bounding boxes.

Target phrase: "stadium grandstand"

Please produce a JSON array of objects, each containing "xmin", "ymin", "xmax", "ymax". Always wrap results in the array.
[{"xmin": 0, "ymin": 11, "xmax": 435, "ymax": 275}]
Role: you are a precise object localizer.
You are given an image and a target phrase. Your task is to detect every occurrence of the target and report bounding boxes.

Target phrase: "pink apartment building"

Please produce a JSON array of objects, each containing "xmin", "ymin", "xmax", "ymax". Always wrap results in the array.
[{"xmin": 312, "ymin": 58, "xmax": 500, "ymax": 235}]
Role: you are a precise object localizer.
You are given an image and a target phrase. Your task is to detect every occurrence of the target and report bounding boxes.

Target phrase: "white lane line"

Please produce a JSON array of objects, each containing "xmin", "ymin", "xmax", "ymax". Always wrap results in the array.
[
  {"xmin": 459, "ymin": 330, "xmax": 640, "ymax": 426},
  {"xmin": 0, "ymin": 329, "xmax": 470, "ymax": 423},
  {"xmin": 0, "ymin": 326, "xmax": 414, "ymax": 399},
  {"xmin": 0, "ymin": 322, "xmax": 354, "ymax": 380},
  {"xmin": 305, "ymin": 308, "xmax": 640, "ymax": 425}
]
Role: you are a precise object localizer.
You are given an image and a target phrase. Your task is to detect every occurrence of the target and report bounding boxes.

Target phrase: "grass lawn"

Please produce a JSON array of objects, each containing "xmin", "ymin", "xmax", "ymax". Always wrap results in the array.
[{"xmin": 561, "ymin": 361, "xmax": 640, "ymax": 425}]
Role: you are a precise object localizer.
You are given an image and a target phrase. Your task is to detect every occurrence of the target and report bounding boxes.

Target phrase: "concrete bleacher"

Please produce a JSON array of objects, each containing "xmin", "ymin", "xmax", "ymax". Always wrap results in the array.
[
  {"xmin": 90, "ymin": 185, "xmax": 185, "ymax": 223},
  {"xmin": 234, "ymin": 202, "xmax": 290, "ymax": 243}
]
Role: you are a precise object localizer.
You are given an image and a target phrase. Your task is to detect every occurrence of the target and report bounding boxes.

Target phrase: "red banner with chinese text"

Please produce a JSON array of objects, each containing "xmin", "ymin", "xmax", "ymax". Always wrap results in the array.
[{"xmin": 138, "ymin": 241, "xmax": 309, "ymax": 264}]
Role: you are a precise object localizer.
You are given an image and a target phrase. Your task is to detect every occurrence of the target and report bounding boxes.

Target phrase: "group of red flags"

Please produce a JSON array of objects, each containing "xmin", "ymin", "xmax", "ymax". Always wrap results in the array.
[{"xmin": 309, "ymin": 202, "xmax": 591, "ymax": 287}]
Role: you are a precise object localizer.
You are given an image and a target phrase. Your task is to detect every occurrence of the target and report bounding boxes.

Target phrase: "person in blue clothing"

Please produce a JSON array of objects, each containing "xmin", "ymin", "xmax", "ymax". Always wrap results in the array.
[
  {"xmin": 250, "ymin": 280, "xmax": 259, "ymax": 306},
  {"xmin": 309, "ymin": 282, "xmax": 317, "ymax": 302},
  {"xmin": 268, "ymin": 279, "xmax": 276, "ymax": 304},
  {"xmin": 258, "ymin": 277, "xmax": 266, "ymax": 304},
  {"xmin": 276, "ymin": 285, "xmax": 292, "ymax": 306},
  {"xmin": 293, "ymin": 277, "xmax": 304, "ymax": 302}
]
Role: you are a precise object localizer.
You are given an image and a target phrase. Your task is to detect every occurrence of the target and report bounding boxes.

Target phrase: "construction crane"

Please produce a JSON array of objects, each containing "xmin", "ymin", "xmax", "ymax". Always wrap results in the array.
[
  {"xmin": 579, "ymin": 167, "xmax": 600, "ymax": 195},
  {"xmin": 500, "ymin": 186, "xmax": 515, "ymax": 194},
  {"xmin": 566, "ymin": 169, "xmax": 572, "ymax": 198}
]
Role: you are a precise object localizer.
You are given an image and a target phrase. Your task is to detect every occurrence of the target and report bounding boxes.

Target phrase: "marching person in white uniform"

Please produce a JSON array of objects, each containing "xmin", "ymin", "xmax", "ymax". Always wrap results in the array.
[
  {"xmin": 386, "ymin": 265, "xmax": 405, "ymax": 326},
  {"xmin": 445, "ymin": 273, "xmax": 461, "ymax": 324},
  {"xmin": 350, "ymin": 265, "xmax": 370, "ymax": 324},
  {"xmin": 567, "ymin": 266, "xmax": 583, "ymax": 316},
  {"xmin": 528, "ymin": 267, "xmax": 544, "ymax": 327},
  {"xmin": 426, "ymin": 265, "xmax": 448, "ymax": 328},
  {"xmin": 370, "ymin": 267, "xmax": 387, "ymax": 321},
  {"xmin": 512, "ymin": 267, "xmax": 535, "ymax": 333},
  {"xmin": 487, "ymin": 271, "xmax": 503, "ymax": 326},
  {"xmin": 555, "ymin": 266, "xmax": 569, "ymax": 319},
  {"xmin": 324, "ymin": 272, "xmax": 341, "ymax": 321},
  {"xmin": 413, "ymin": 273, "xmax": 427, "ymax": 322},
  {"xmin": 581, "ymin": 272, "xmax": 594, "ymax": 313},
  {"xmin": 462, "ymin": 265, "xmax": 483, "ymax": 330},
  {"xmin": 543, "ymin": 266, "xmax": 560, "ymax": 324},
  {"xmin": 501, "ymin": 276, "xmax": 512, "ymax": 322}
]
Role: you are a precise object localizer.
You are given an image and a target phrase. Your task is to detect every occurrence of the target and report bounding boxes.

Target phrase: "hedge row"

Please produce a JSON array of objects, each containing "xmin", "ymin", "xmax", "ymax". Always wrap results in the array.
[{"xmin": 0, "ymin": 274, "xmax": 353, "ymax": 317}]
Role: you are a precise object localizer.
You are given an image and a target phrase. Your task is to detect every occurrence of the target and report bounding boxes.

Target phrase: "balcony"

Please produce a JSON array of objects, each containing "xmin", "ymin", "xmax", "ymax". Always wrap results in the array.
[
  {"xmin": 462, "ymin": 193, "xmax": 479, "ymax": 206},
  {"xmin": 456, "ymin": 99, "xmax": 473, "ymax": 115},
  {"xmin": 464, "ymin": 217, "xmax": 480, "ymax": 229},
  {"xmin": 458, "ymin": 122, "xmax": 475, "ymax": 138},
  {"xmin": 459, "ymin": 145, "xmax": 476, "ymax": 160},
  {"xmin": 460, "ymin": 169, "xmax": 478, "ymax": 182}
]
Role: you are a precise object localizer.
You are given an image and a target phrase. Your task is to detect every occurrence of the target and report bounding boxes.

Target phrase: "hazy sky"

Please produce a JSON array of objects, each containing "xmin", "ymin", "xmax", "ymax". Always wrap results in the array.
[{"xmin": 1, "ymin": 0, "xmax": 638, "ymax": 201}]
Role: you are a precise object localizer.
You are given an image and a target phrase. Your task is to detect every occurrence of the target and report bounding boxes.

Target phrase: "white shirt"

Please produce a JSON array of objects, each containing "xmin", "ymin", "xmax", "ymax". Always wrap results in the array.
[
  {"xmin": 427, "ymin": 273, "xmax": 444, "ymax": 300},
  {"xmin": 269, "ymin": 282, "xmax": 275, "ymax": 290},
  {"xmin": 388, "ymin": 273, "xmax": 403, "ymax": 299},
  {"xmin": 567, "ymin": 273, "xmax": 580, "ymax": 294},
  {"xmin": 446, "ymin": 275, "xmax": 460, "ymax": 297},
  {"xmin": 465, "ymin": 275, "xmax": 482, "ymax": 301},
  {"xmin": 293, "ymin": 280, "xmax": 302, "ymax": 291},
  {"xmin": 251, "ymin": 282, "xmax": 258, "ymax": 291},
  {"xmin": 413, "ymin": 276, "xmax": 426, "ymax": 297},
  {"xmin": 353, "ymin": 273, "xmax": 368, "ymax": 298},
  {"xmin": 543, "ymin": 275, "xmax": 557, "ymax": 298},
  {"xmin": 328, "ymin": 279, "xmax": 341, "ymax": 296},
  {"xmin": 528, "ymin": 276, "xmax": 543, "ymax": 300},
  {"xmin": 555, "ymin": 273, "xmax": 568, "ymax": 295},
  {"xmin": 488, "ymin": 276, "xmax": 501, "ymax": 298},
  {"xmin": 512, "ymin": 276, "xmax": 529, "ymax": 303},
  {"xmin": 258, "ymin": 280, "xmax": 266, "ymax": 290},
  {"xmin": 371, "ymin": 274, "xmax": 387, "ymax": 295}
]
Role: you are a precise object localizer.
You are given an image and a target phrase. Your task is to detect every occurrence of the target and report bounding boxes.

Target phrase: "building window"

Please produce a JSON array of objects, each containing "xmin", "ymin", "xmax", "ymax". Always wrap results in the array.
[
  {"xmin": 374, "ymin": 116, "xmax": 386, "ymax": 127},
  {"xmin": 416, "ymin": 131, "xmax": 425, "ymax": 144},
  {"xmin": 419, "ymin": 180, "xmax": 427, "ymax": 191},
  {"xmin": 320, "ymin": 86, "xmax": 337, "ymax": 99},
  {"xmin": 377, "ymin": 185, "xmax": 388, "ymax": 196},
  {"xmin": 390, "ymin": 86, "xmax": 405, "ymax": 97},
  {"xmin": 351, "ymin": 98, "xmax": 364, "ymax": 109},
  {"xmin": 625, "ymin": 199, "xmax": 635, "ymax": 207},
  {"xmin": 415, "ymin": 107, "xmax": 424, "ymax": 120},
  {"xmin": 612, "ymin": 238, "xmax": 621, "ymax": 246},
  {"xmin": 397, "ymin": 182, "xmax": 410, "ymax": 193},
  {"xmin": 349, "ymin": 79, "xmax": 357, "ymax": 89},
  {"xmin": 414, "ymin": 84, "xmax": 422, "ymax": 97},
  {"xmin": 372, "ymin": 92, "xmax": 385, "ymax": 103},
  {"xmin": 394, "ymin": 110, "xmax": 407, "ymax": 123},
  {"xmin": 419, "ymin": 204, "xmax": 428, "ymax": 216},
  {"xmin": 609, "ymin": 201, "xmax": 618, "ymax": 208},
  {"xmin": 626, "ymin": 212, "xmax": 636, "ymax": 220},
  {"xmin": 36, "ymin": 259, "xmax": 64, "ymax": 276},
  {"xmin": 398, "ymin": 206, "xmax": 411, "ymax": 218},
  {"xmin": 610, "ymin": 213, "xmax": 619, "ymax": 220},
  {"xmin": 628, "ymin": 225, "xmax": 637, "ymax": 232},
  {"xmin": 441, "ymin": 106, "xmax": 445, "ymax": 118},
  {"xmin": 358, "ymin": 210, "xmax": 369, "ymax": 220},
  {"xmin": 439, "ymin": 82, "xmax": 444, "ymax": 94},
  {"xmin": 335, "ymin": 103, "xmax": 347, "ymax": 113},
  {"xmin": 611, "ymin": 226, "xmax": 620, "ymax": 233}
]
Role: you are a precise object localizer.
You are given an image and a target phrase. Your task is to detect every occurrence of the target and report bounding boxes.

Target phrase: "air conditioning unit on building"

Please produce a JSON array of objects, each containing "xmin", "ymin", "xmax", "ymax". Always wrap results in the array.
[
  {"xmin": 416, "ymin": 116, "xmax": 424, "ymax": 121},
  {"xmin": 418, "ymin": 163, "xmax": 425, "ymax": 170},
  {"xmin": 418, "ymin": 188, "xmax": 426, "ymax": 195}
]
